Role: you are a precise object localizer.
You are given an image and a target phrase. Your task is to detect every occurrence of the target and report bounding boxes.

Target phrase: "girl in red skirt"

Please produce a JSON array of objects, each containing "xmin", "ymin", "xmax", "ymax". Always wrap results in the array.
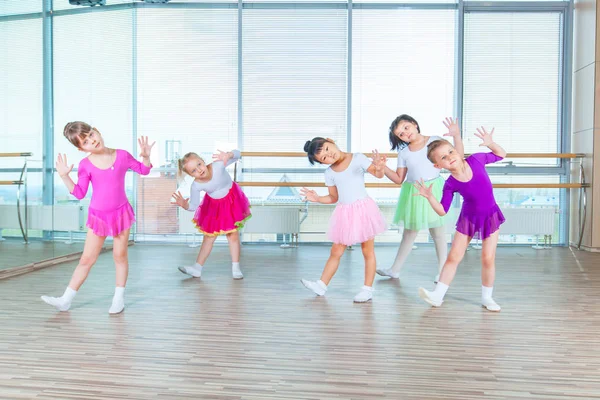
[{"xmin": 172, "ymin": 150, "xmax": 251, "ymax": 280}]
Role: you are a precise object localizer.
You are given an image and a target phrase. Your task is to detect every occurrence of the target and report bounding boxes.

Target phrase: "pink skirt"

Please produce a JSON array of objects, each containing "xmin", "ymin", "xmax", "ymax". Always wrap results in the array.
[
  {"xmin": 327, "ymin": 197, "xmax": 387, "ymax": 246},
  {"xmin": 192, "ymin": 182, "xmax": 251, "ymax": 236},
  {"xmin": 87, "ymin": 202, "xmax": 135, "ymax": 237}
]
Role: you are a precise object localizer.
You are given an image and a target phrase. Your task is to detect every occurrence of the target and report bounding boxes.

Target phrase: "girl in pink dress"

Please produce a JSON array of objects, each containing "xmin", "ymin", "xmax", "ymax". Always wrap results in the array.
[{"xmin": 41, "ymin": 121, "xmax": 154, "ymax": 314}]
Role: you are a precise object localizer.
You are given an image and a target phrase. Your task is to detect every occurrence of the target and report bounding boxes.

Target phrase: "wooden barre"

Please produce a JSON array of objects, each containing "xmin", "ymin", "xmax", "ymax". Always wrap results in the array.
[
  {"xmin": 0, "ymin": 180, "xmax": 24, "ymax": 185},
  {"xmin": 0, "ymin": 152, "xmax": 32, "ymax": 157},
  {"xmin": 240, "ymin": 152, "xmax": 583, "ymax": 159},
  {"xmin": 237, "ymin": 182, "xmax": 586, "ymax": 189}
]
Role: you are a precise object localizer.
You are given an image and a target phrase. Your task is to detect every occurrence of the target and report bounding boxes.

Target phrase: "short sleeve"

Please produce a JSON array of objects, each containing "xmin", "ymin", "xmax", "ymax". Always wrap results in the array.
[
  {"xmin": 324, "ymin": 168, "xmax": 335, "ymax": 187},
  {"xmin": 397, "ymin": 150, "xmax": 407, "ymax": 169},
  {"xmin": 469, "ymin": 152, "xmax": 503, "ymax": 165},
  {"xmin": 355, "ymin": 153, "xmax": 373, "ymax": 172}
]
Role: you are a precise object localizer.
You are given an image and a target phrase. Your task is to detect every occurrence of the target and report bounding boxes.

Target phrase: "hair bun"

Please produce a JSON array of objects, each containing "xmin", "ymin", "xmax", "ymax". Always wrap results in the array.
[{"xmin": 303, "ymin": 140, "xmax": 312, "ymax": 153}]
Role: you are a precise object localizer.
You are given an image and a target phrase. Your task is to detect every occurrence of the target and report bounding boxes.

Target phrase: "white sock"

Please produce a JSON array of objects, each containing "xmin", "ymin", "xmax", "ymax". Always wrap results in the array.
[
  {"xmin": 194, "ymin": 263, "xmax": 203, "ymax": 270},
  {"xmin": 109, "ymin": 287, "xmax": 125, "ymax": 314},
  {"xmin": 431, "ymin": 282, "xmax": 449, "ymax": 302},
  {"xmin": 63, "ymin": 287, "xmax": 77, "ymax": 302},
  {"xmin": 482, "ymin": 285, "xmax": 493, "ymax": 300},
  {"xmin": 232, "ymin": 262, "xmax": 243, "ymax": 279},
  {"xmin": 353, "ymin": 285, "xmax": 374, "ymax": 302},
  {"xmin": 317, "ymin": 280, "xmax": 327, "ymax": 290},
  {"xmin": 390, "ymin": 229, "xmax": 418, "ymax": 274},
  {"xmin": 114, "ymin": 286, "xmax": 125, "ymax": 299}
]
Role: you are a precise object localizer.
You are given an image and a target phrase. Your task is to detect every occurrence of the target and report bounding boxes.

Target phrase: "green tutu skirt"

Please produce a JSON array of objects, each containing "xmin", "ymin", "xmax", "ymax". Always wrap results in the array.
[{"xmin": 393, "ymin": 176, "xmax": 446, "ymax": 231}]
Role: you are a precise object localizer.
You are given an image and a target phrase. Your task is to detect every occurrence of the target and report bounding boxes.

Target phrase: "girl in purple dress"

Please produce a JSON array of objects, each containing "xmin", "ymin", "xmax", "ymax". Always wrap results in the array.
[{"xmin": 414, "ymin": 127, "xmax": 506, "ymax": 312}]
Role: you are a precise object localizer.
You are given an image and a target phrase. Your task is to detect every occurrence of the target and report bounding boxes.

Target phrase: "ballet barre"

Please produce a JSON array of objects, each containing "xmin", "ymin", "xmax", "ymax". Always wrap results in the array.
[{"xmin": 0, "ymin": 152, "xmax": 32, "ymax": 243}]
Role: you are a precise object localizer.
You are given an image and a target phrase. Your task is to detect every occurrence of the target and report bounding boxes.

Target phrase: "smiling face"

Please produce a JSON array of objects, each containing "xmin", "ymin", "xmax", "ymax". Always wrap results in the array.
[
  {"xmin": 184, "ymin": 156, "xmax": 209, "ymax": 179},
  {"xmin": 429, "ymin": 142, "xmax": 462, "ymax": 171}
]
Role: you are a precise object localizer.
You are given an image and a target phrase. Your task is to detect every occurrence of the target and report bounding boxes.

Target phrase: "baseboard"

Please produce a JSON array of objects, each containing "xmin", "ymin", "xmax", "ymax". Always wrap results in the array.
[
  {"xmin": 569, "ymin": 242, "xmax": 600, "ymax": 252},
  {"xmin": 0, "ymin": 240, "xmax": 134, "ymax": 281}
]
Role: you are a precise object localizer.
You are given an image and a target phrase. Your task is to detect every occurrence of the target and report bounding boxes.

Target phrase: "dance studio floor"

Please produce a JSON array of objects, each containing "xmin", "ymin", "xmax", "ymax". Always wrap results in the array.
[{"xmin": 1, "ymin": 244, "xmax": 599, "ymax": 399}]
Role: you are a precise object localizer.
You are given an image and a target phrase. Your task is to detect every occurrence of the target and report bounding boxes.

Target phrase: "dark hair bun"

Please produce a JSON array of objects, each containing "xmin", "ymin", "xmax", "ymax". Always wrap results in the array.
[{"xmin": 303, "ymin": 140, "xmax": 312, "ymax": 153}]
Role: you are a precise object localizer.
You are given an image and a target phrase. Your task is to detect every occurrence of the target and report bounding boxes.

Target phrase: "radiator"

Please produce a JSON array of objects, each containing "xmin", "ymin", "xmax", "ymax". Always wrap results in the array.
[
  {"xmin": 243, "ymin": 206, "xmax": 300, "ymax": 234},
  {"xmin": 0, "ymin": 204, "xmax": 83, "ymax": 231},
  {"xmin": 499, "ymin": 208, "xmax": 556, "ymax": 236}
]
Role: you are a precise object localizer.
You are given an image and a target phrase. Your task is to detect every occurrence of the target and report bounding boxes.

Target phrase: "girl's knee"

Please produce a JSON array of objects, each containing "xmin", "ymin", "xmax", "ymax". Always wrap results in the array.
[
  {"xmin": 481, "ymin": 253, "xmax": 495, "ymax": 268},
  {"xmin": 330, "ymin": 245, "xmax": 346, "ymax": 258},
  {"xmin": 113, "ymin": 252, "xmax": 128, "ymax": 265},
  {"xmin": 226, "ymin": 232, "xmax": 240, "ymax": 241}
]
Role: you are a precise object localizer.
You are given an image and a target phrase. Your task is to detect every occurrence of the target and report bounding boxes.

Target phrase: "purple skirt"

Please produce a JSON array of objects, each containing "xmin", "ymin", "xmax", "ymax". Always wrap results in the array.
[{"xmin": 455, "ymin": 204, "xmax": 505, "ymax": 240}]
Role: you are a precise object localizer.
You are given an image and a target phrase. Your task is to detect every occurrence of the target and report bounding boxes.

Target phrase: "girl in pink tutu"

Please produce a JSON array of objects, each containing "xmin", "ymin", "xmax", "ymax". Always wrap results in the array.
[
  {"xmin": 414, "ymin": 127, "xmax": 506, "ymax": 311},
  {"xmin": 172, "ymin": 149, "xmax": 251, "ymax": 280},
  {"xmin": 299, "ymin": 137, "xmax": 387, "ymax": 303},
  {"xmin": 42, "ymin": 121, "xmax": 154, "ymax": 314}
]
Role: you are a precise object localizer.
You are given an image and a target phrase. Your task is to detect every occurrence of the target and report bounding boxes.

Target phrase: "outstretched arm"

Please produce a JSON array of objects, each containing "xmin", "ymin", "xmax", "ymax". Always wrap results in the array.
[
  {"xmin": 413, "ymin": 179, "xmax": 446, "ymax": 216},
  {"xmin": 443, "ymin": 117, "xmax": 464, "ymax": 158},
  {"xmin": 384, "ymin": 166, "xmax": 407, "ymax": 185},
  {"xmin": 57, "ymin": 154, "xmax": 91, "ymax": 199},
  {"xmin": 366, "ymin": 150, "xmax": 387, "ymax": 179},
  {"xmin": 213, "ymin": 149, "xmax": 242, "ymax": 167},
  {"xmin": 138, "ymin": 136, "xmax": 155, "ymax": 168},
  {"xmin": 300, "ymin": 186, "xmax": 338, "ymax": 204},
  {"xmin": 475, "ymin": 127, "xmax": 506, "ymax": 159}
]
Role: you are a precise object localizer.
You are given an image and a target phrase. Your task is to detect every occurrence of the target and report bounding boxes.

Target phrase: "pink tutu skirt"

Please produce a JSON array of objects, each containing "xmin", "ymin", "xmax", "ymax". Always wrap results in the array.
[
  {"xmin": 87, "ymin": 202, "xmax": 135, "ymax": 237},
  {"xmin": 455, "ymin": 204, "xmax": 505, "ymax": 240},
  {"xmin": 327, "ymin": 197, "xmax": 388, "ymax": 246},
  {"xmin": 192, "ymin": 182, "xmax": 251, "ymax": 236}
]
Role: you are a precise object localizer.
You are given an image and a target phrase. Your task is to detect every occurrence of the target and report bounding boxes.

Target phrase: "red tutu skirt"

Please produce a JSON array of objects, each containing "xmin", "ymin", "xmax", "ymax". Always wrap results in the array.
[{"xmin": 192, "ymin": 182, "xmax": 251, "ymax": 236}]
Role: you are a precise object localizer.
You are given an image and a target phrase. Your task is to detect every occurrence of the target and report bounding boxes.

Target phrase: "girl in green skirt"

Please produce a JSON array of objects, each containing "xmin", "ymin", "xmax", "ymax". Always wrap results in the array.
[{"xmin": 377, "ymin": 115, "xmax": 463, "ymax": 282}]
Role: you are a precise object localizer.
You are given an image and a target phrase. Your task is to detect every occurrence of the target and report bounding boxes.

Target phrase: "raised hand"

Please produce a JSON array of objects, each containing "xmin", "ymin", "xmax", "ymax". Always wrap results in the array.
[
  {"xmin": 56, "ymin": 153, "xmax": 74, "ymax": 177},
  {"xmin": 474, "ymin": 126, "xmax": 495, "ymax": 147},
  {"xmin": 442, "ymin": 117, "xmax": 460, "ymax": 138},
  {"xmin": 138, "ymin": 136, "xmax": 156, "ymax": 159},
  {"xmin": 371, "ymin": 149, "xmax": 387, "ymax": 171},
  {"xmin": 300, "ymin": 187, "xmax": 320, "ymax": 203},
  {"xmin": 413, "ymin": 179, "xmax": 433, "ymax": 199},
  {"xmin": 171, "ymin": 191, "xmax": 190, "ymax": 210},
  {"xmin": 212, "ymin": 150, "xmax": 232, "ymax": 163}
]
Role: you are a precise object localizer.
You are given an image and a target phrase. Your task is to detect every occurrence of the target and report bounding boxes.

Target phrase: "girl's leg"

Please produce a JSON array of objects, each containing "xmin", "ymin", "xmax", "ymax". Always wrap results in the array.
[
  {"xmin": 377, "ymin": 229, "xmax": 418, "ymax": 278},
  {"xmin": 41, "ymin": 230, "xmax": 107, "ymax": 311},
  {"xmin": 361, "ymin": 239, "xmax": 376, "ymax": 287},
  {"xmin": 109, "ymin": 228, "xmax": 131, "ymax": 314},
  {"xmin": 196, "ymin": 234, "xmax": 218, "ymax": 266},
  {"xmin": 429, "ymin": 226, "xmax": 448, "ymax": 281},
  {"xmin": 354, "ymin": 239, "xmax": 376, "ymax": 303},
  {"xmin": 112, "ymin": 228, "xmax": 130, "ymax": 288},
  {"xmin": 480, "ymin": 230, "xmax": 501, "ymax": 311},
  {"xmin": 418, "ymin": 231, "xmax": 471, "ymax": 307},
  {"xmin": 178, "ymin": 234, "xmax": 218, "ymax": 278},
  {"xmin": 226, "ymin": 231, "xmax": 243, "ymax": 279},
  {"xmin": 301, "ymin": 243, "xmax": 347, "ymax": 296}
]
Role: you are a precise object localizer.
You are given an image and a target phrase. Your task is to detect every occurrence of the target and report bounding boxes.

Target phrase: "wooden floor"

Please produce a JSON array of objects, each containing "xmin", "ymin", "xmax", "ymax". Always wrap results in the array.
[
  {"xmin": 0, "ymin": 239, "xmax": 85, "ymax": 271},
  {"xmin": 1, "ymin": 244, "xmax": 599, "ymax": 399}
]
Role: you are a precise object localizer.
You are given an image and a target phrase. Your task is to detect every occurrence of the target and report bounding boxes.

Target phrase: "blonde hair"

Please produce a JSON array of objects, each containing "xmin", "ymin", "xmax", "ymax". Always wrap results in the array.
[
  {"xmin": 63, "ymin": 121, "xmax": 93, "ymax": 149},
  {"xmin": 426, "ymin": 139, "xmax": 452, "ymax": 164},
  {"xmin": 177, "ymin": 152, "xmax": 203, "ymax": 182}
]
